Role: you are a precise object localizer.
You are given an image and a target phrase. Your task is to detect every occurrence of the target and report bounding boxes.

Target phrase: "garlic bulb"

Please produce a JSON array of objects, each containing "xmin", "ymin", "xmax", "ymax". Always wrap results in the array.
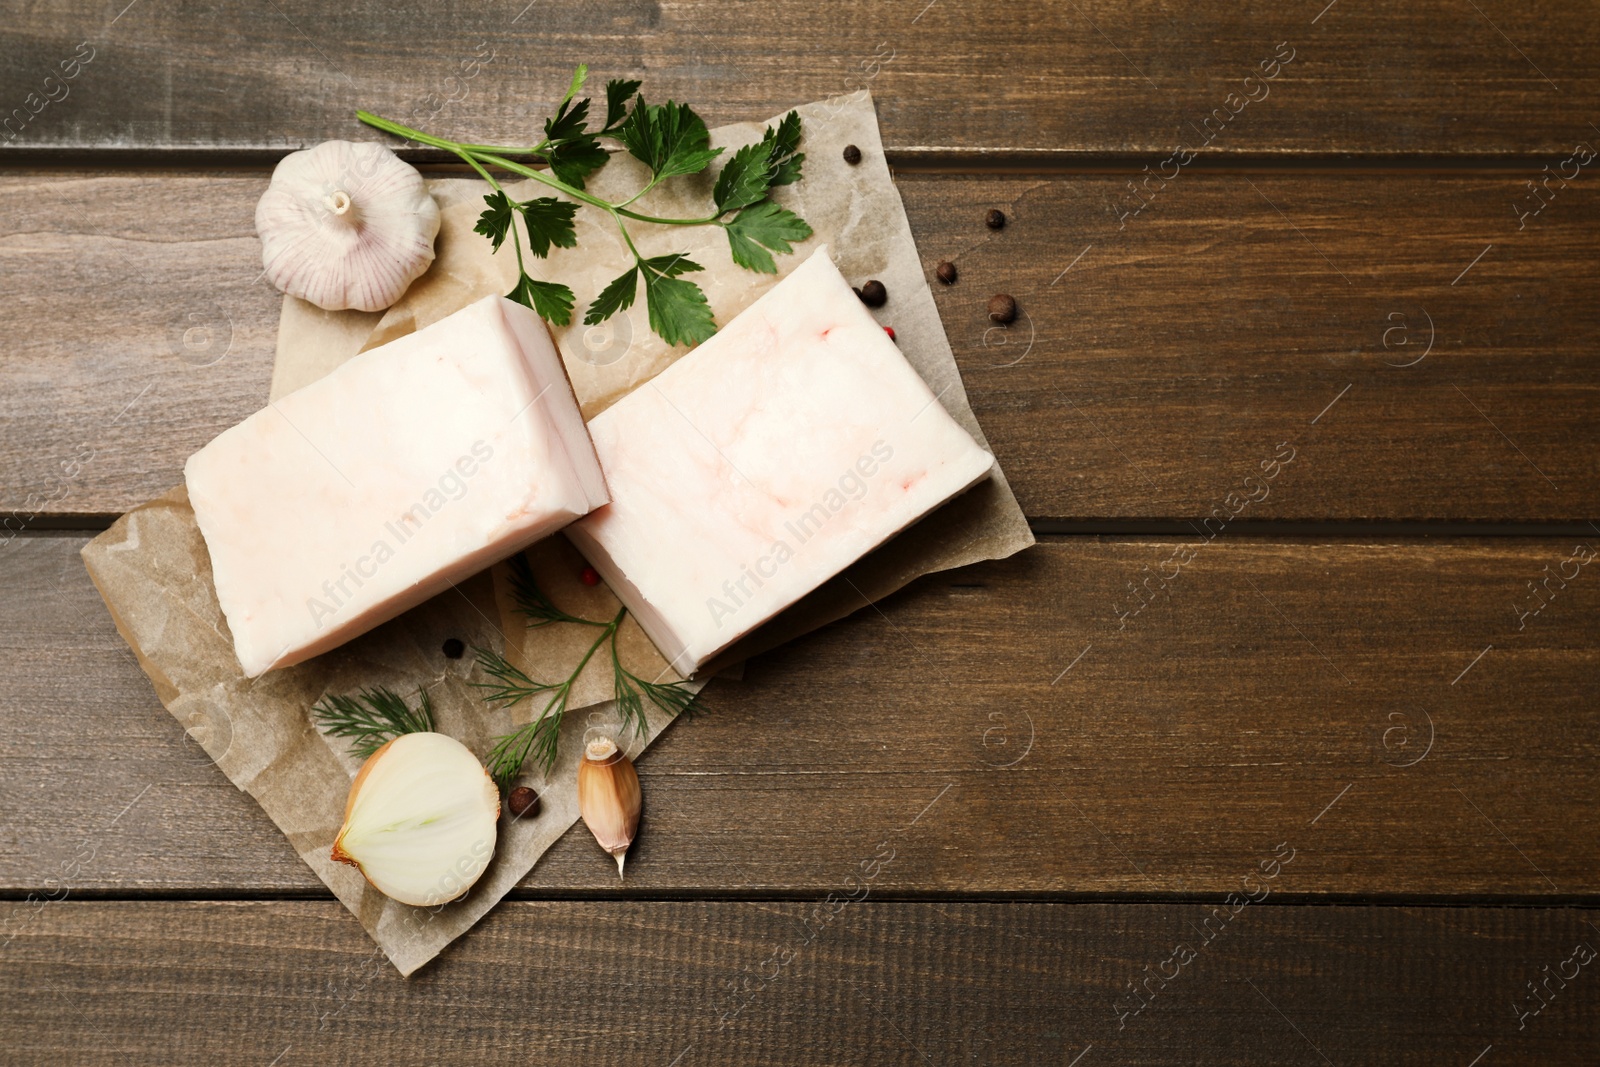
[
  {"xmin": 331, "ymin": 732, "xmax": 500, "ymax": 907},
  {"xmin": 256, "ymin": 139, "xmax": 440, "ymax": 312},
  {"xmin": 578, "ymin": 734, "xmax": 642, "ymax": 878}
]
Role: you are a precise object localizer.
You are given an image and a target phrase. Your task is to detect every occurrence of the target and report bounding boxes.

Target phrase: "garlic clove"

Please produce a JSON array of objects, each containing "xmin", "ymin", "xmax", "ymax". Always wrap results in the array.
[
  {"xmin": 256, "ymin": 139, "xmax": 441, "ymax": 312},
  {"xmin": 577, "ymin": 735, "xmax": 641, "ymax": 879},
  {"xmin": 332, "ymin": 731, "xmax": 500, "ymax": 907}
]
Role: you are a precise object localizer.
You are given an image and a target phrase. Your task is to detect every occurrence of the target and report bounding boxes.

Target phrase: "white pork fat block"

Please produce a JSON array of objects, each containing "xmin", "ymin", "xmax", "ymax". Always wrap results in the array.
[
  {"xmin": 566, "ymin": 247, "xmax": 995, "ymax": 676},
  {"xmin": 186, "ymin": 294, "xmax": 607, "ymax": 677}
]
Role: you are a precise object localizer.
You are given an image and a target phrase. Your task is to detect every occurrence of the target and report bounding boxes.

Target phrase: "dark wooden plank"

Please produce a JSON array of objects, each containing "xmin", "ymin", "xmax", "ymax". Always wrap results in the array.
[
  {"xmin": 0, "ymin": 171, "xmax": 278, "ymax": 528},
  {"xmin": 935, "ymin": 172, "xmax": 1600, "ymax": 523},
  {"xmin": 4, "ymin": 532, "xmax": 1597, "ymax": 896},
  {"xmin": 4, "ymin": 169, "xmax": 1599, "ymax": 523},
  {"xmin": 4, "ymin": 900, "xmax": 1597, "ymax": 1064},
  {"xmin": 2, "ymin": 1, "xmax": 1599, "ymax": 157}
]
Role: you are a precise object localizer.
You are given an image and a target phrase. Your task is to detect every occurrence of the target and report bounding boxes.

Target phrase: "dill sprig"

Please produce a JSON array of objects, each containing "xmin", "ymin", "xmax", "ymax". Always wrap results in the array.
[
  {"xmin": 476, "ymin": 562, "xmax": 699, "ymax": 786},
  {"xmin": 475, "ymin": 607, "xmax": 621, "ymax": 786},
  {"xmin": 505, "ymin": 552, "xmax": 608, "ymax": 629},
  {"xmin": 611, "ymin": 625, "xmax": 698, "ymax": 740},
  {"xmin": 481, "ymin": 674, "xmax": 573, "ymax": 789},
  {"xmin": 472, "ymin": 646, "xmax": 561, "ymax": 706},
  {"xmin": 314, "ymin": 686, "xmax": 436, "ymax": 759}
]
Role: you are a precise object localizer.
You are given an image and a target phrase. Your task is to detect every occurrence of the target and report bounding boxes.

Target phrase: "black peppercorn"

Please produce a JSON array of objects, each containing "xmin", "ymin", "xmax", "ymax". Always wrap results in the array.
[
  {"xmin": 935, "ymin": 261, "xmax": 957, "ymax": 285},
  {"xmin": 858, "ymin": 279, "xmax": 888, "ymax": 308},
  {"xmin": 987, "ymin": 294, "xmax": 1017, "ymax": 324},
  {"xmin": 985, "ymin": 208, "xmax": 1006, "ymax": 230},
  {"xmin": 508, "ymin": 786, "xmax": 540, "ymax": 819},
  {"xmin": 442, "ymin": 637, "xmax": 465, "ymax": 659},
  {"xmin": 842, "ymin": 144, "xmax": 862, "ymax": 165}
]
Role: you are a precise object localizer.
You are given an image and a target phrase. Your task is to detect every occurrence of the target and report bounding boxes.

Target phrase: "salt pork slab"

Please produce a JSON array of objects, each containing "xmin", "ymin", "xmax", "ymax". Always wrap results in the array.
[
  {"xmin": 186, "ymin": 295, "xmax": 607, "ymax": 677},
  {"xmin": 567, "ymin": 247, "xmax": 995, "ymax": 676}
]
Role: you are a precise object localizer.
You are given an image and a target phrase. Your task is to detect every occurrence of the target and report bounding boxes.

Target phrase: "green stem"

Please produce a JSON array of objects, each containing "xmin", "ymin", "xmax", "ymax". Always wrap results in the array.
[
  {"xmin": 457, "ymin": 139, "xmax": 550, "ymax": 156},
  {"xmin": 488, "ymin": 606, "xmax": 627, "ymax": 783},
  {"xmin": 617, "ymin": 220, "xmax": 643, "ymax": 263},
  {"xmin": 358, "ymin": 110, "xmax": 720, "ymax": 226},
  {"xmin": 614, "ymin": 206, "xmax": 723, "ymax": 226},
  {"xmin": 451, "ymin": 149, "xmax": 528, "ymax": 274},
  {"xmin": 573, "ymin": 607, "xmax": 628, "ymax": 678},
  {"xmin": 614, "ymin": 173, "xmax": 662, "ymax": 209},
  {"xmin": 473, "ymin": 151, "xmax": 618, "ymax": 213},
  {"xmin": 453, "ymin": 149, "xmax": 504, "ymax": 192},
  {"xmin": 356, "ymin": 110, "xmax": 472, "ymax": 153}
]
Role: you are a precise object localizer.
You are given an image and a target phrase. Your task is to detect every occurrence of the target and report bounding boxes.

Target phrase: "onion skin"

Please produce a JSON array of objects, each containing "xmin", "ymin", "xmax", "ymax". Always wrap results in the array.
[{"xmin": 578, "ymin": 738, "xmax": 641, "ymax": 878}]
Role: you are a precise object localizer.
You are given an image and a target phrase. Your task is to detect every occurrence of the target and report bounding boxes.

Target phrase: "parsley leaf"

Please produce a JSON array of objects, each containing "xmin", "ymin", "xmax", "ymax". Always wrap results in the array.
[
  {"xmin": 545, "ymin": 135, "xmax": 608, "ymax": 189},
  {"xmin": 508, "ymin": 273, "xmax": 576, "ymax": 326},
  {"xmin": 722, "ymin": 201, "xmax": 813, "ymax": 274},
  {"xmin": 518, "ymin": 197, "xmax": 579, "ymax": 257},
  {"xmin": 712, "ymin": 139, "xmax": 777, "ymax": 216},
  {"xmin": 544, "ymin": 94, "xmax": 591, "ymax": 145},
  {"xmin": 618, "ymin": 97, "xmax": 722, "ymax": 181},
  {"xmin": 538, "ymin": 66, "xmax": 609, "ymax": 189},
  {"xmin": 585, "ymin": 265, "xmax": 640, "ymax": 325},
  {"xmin": 602, "ymin": 78, "xmax": 642, "ymax": 132},
  {"xmin": 712, "ymin": 111, "xmax": 806, "ymax": 215},
  {"xmin": 640, "ymin": 252, "xmax": 704, "ymax": 279},
  {"xmin": 766, "ymin": 110, "xmax": 805, "ymax": 188},
  {"xmin": 560, "ymin": 64, "xmax": 589, "ymax": 107},
  {"xmin": 473, "ymin": 191, "xmax": 516, "ymax": 252},
  {"xmin": 644, "ymin": 273, "xmax": 716, "ymax": 346},
  {"xmin": 639, "ymin": 254, "xmax": 715, "ymax": 346}
]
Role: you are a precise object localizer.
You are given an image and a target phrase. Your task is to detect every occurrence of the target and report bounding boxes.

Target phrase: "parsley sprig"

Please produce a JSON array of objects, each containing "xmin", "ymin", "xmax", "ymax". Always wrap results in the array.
[
  {"xmin": 358, "ymin": 65, "xmax": 812, "ymax": 347},
  {"xmin": 472, "ymin": 554, "xmax": 697, "ymax": 787}
]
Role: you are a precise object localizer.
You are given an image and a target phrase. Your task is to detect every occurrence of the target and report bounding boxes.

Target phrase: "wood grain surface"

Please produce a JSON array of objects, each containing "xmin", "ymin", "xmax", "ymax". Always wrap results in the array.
[
  {"xmin": 4, "ymin": 900, "xmax": 1597, "ymax": 1065},
  {"xmin": 2, "ymin": 1, "xmax": 1598, "ymax": 157},
  {"xmin": 5, "ymin": 4, "xmax": 1599, "ymax": 1058},
  {"xmin": 5, "ymin": 532, "xmax": 1595, "ymax": 896},
  {"xmin": 4, "ymin": 171, "xmax": 1597, "ymax": 523}
]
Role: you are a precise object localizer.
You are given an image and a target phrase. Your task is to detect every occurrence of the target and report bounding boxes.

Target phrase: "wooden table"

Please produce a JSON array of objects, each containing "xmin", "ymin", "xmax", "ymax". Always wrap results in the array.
[{"xmin": 3, "ymin": 2, "xmax": 1598, "ymax": 1062}]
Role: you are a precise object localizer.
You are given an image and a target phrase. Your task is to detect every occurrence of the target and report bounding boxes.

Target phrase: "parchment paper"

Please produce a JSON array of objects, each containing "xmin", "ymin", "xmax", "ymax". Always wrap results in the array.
[
  {"xmin": 81, "ymin": 489, "xmax": 684, "ymax": 977},
  {"xmin": 80, "ymin": 91, "xmax": 1032, "ymax": 976}
]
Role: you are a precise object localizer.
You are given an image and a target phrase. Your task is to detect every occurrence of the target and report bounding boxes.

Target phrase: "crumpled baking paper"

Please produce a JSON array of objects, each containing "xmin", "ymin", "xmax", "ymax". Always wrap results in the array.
[{"xmin": 81, "ymin": 92, "xmax": 1032, "ymax": 975}]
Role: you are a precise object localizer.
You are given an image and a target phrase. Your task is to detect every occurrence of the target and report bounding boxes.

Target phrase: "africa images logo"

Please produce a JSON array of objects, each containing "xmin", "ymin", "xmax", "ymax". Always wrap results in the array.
[{"xmin": 307, "ymin": 441, "xmax": 494, "ymax": 627}]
